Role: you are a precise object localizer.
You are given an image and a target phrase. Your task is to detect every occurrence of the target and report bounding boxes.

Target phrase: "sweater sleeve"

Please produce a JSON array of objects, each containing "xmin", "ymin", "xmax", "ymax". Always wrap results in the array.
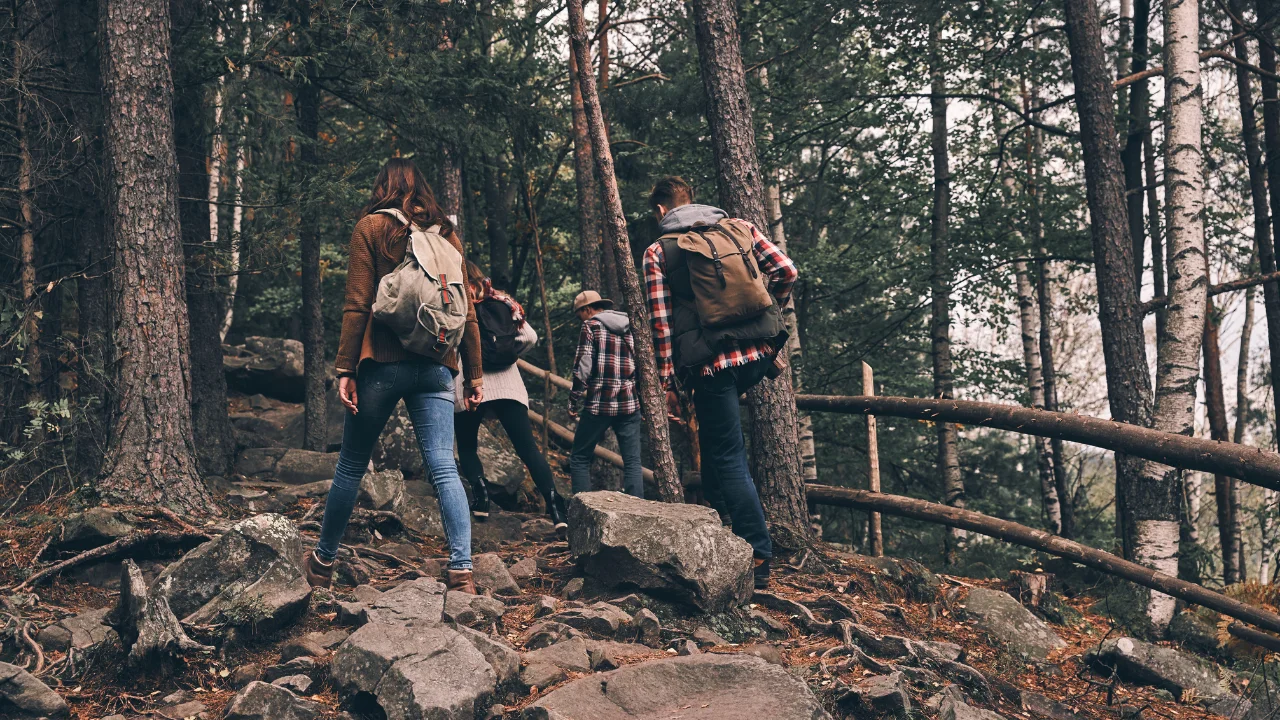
[
  {"xmin": 449, "ymin": 230, "xmax": 484, "ymax": 388},
  {"xmin": 335, "ymin": 219, "xmax": 378, "ymax": 376}
]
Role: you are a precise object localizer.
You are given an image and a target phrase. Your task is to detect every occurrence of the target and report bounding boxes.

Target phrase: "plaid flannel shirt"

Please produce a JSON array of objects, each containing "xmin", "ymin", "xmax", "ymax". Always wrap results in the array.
[
  {"xmin": 569, "ymin": 316, "xmax": 640, "ymax": 416},
  {"xmin": 643, "ymin": 219, "xmax": 798, "ymax": 390}
]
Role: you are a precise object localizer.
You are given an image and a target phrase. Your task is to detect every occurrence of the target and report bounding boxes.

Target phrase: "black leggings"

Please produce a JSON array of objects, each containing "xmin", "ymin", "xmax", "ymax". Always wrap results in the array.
[{"xmin": 455, "ymin": 399, "xmax": 557, "ymax": 498}]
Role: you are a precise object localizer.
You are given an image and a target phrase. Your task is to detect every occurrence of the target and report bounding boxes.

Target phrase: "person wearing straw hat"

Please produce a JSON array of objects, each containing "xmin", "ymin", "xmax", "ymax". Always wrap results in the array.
[{"xmin": 568, "ymin": 290, "xmax": 644, "ymax": 498}]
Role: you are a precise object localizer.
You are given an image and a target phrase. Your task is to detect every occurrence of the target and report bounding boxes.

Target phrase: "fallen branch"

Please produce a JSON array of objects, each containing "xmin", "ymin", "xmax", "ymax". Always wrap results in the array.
[
  {"xmin": 794, "ymin": 396, "xmax": 1280, "ymax": 490},
  {"xmin": 11, "ymin": 529, "xmax": 210, "ymax": 592},
  {"xmin": 803, "ymin": 485, "xmax": 1280, "ymax": 636},
  {"xmin": 1227, "ymin": 622, "xmax": 1280, "ymax": 654}
]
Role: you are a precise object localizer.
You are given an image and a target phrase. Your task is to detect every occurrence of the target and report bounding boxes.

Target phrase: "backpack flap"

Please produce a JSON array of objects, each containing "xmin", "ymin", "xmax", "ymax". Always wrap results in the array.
[{"xmin": 673, "ymin": 223, "xmax": 773, "ymax": 328}]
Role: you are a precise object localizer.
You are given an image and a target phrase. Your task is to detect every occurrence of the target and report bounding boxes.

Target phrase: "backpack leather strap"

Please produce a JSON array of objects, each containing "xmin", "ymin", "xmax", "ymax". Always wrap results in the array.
[
  {"xmin": 711, "ymin": 222, "xmax": 759, "ymax": 280},
  {"xmin": 689, "ymin": 226, "xmax": 728, "ymax": 288}
]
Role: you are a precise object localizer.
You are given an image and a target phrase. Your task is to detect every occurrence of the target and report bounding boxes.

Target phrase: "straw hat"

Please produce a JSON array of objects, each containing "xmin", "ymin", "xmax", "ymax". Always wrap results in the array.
[{"xmin": 572, "ymin": 290, "xmax": 614, "ymax": 312}]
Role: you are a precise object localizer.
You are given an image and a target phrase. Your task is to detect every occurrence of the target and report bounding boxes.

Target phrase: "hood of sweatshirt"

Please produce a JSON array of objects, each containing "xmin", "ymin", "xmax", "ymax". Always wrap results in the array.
[
  {"xmin": 592, "ymin": 309, "xmax": 631, "ymax": 335},
  {"xmin": 657, "ymin": 203, "xmax": 728, "ymax": 234}
]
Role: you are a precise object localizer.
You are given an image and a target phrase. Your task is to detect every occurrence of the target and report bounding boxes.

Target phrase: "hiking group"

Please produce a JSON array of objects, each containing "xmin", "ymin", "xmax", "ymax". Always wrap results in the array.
[{"xmin": 302, "ymin": 159, "xmax": 798, "ymax": 597}]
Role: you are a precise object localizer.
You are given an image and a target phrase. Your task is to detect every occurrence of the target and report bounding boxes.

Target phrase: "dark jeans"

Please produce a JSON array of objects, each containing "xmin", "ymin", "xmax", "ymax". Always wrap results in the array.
[
  {"xmin": 317, "ymin": 359, "xmax": 472, "ymax": 569},
  {"xmin": 455, "ymin": 399, "xmax": 557, "ymax": 498},
  {"xmin": 570, "ymin": 411, "xmax": 643, "ymax": 497},
  {"xmin": 688, "ymin": 360, "xmax": 773, "ymax": 559}
]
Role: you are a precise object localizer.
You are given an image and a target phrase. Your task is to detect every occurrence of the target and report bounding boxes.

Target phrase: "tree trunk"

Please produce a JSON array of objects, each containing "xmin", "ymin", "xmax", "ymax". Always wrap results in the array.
[
  {"xmin": 1016, "ymin": 262, "xmax": 1062, "ymax": 533},
  {"xmin": 689, "ymin": 0, "xmax": 810, "ymax": 548},
  {"xmin": 927, "ymin": 19, "xmax": 965, "ymax": 561},
  {"xmin": 440, "ymin": 143, "xmax": 464, "ymax": 240},
  {"xmin": 1234, "ymin": 284, "xmax": 1255, "ymax": 581},
  {"xmin": 1205, "ymin": 298, "xmax": 1240, "ymax": 584},
  {"xmin": 296, "ymin": 34, "xmax": 325, "ymax": 453},
  {"xmin": 98, "ymin": 0, "xmax": 213, "ymax": 513},
  {"xmin": 220, "ymin": 0, "xmax": 254, "ymax": 342},
  {"xmin": 14, "ymin": 29, "xmax": 41, "ymax": 427},
  {"xmin": 1150, "ymin": 0, "xmax": 1207, "ymax": 612},
  {"xmin": 1242, "ymin": 0, "xmax": 1280, "ymax": 447},
  {"xmin": 569, "ymin": 45, "xmax": 604, "ymax": 294},
  {"xmin": 567, "ymin": 0, "xmax": 682, "ymax": 501},
  {"xmin": 598, "ymin": 0, "xmax": 609, "ymax": 89},
  {"xmin": 1061, "ymin": 0, "xmax": 1155, "ymax": 561},
  {"xmin": 1121, "ymin": 0, "xmax": 1151, "ymax": 286},
  {"xmin": 172, "ymin": 0, "xmax": 234, "ymax": 476},
  {"xmin": 482, "ymin": 155, "xmax": 513, "ymax": 290}
]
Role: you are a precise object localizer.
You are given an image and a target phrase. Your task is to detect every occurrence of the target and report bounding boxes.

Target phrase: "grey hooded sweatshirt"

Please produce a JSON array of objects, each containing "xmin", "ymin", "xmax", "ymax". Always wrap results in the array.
[{"xmin": 657, "ymin": 203, "xmax": 729, "ymax": 234}]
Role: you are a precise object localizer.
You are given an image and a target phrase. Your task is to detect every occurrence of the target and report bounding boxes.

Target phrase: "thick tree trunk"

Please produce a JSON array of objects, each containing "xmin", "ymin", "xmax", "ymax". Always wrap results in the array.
[
  {"xmin": 803, "ymin": 484, "xmax": 1280, "ymax": 637},
  {"xmin": 1234, "ymin": 285, "xmax": 1255, "ymax": 581},
  {"xmin": 14, "ymin": 38, "xmax": 41, "ymax": 425},
  {"xmin": 172, "ymin": 0, "xmax": 234, "ymax": 476},
  {"xmin": 1061, "ymin": 0, "xmax": 1155, "ymax": 562},
  {"xmin": 297, "ymin": 35, "xmax": 325, "ymax": 452},
  {"xmin": 1121, "ymin": 0, "xmax": 1151, "ymax": 286},
  {"xmin": 569, "ymin": 46, "xmax": 604, "ymax": 294},
  {"xmin": 1016, "ymin": 262, "xmax": 1062, "ymax": 534},
  {"xmin": 1151, "ymin": 0, "xmax": 1207, "ymax": 611},
  {"xmin": 928, "ymin": 20, "xmax": 965, "ymax": 561},
  {"xmin": 689, "ymin": 0, "xmax": 810, "ymax": 548},
  {"xmin": 220, "ymin": 1, "xmax": 254, "ymax": 342},
  {"xmin": 567, "ymin": 0, "xmax": 682, "ymax": 501},
  {"xmin": 1204, "ymin": 298, "xmax": 1240, "ymax": 584},
  {"xmin": 98, "ymin": 0, "xmax": 213, "ymax": 513}
]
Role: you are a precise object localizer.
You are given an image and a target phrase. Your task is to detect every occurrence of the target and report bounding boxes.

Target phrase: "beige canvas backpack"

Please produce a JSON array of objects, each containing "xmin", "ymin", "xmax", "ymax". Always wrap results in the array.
[{"xmin": 370, "ymin": 209, "xmax": 468, "ymax": 361}]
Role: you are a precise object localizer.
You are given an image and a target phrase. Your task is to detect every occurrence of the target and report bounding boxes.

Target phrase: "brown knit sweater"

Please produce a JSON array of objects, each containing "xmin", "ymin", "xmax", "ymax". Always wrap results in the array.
[{"xmin": 335, "ymin": 213, "xmax": 483, "ymax": 388}]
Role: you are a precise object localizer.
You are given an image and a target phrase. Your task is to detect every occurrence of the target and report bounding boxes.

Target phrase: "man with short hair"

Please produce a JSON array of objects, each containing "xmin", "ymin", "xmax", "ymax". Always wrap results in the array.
[
  {"xmin": 643, "ymin": 176, "xmax": 798, "ymax": 589},
  {"xmin": 568, "ymin": 290, "xmax": 644, "ymax": 498}
]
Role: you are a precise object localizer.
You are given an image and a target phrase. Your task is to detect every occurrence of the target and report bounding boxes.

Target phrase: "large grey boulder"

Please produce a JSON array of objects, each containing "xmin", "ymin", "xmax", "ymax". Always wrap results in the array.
[
  {"xmin": 153, "ymin": 514, "xmax": 311, "ymax": 632},
  {"xmin": 275, "ymin": 449, "xmax": 339, "ymax": 485},
  {"xmin": 523, "ymin": 654, "xmax": 830, "ymax": 719},
  {"xmin": 520, "ymin": 635, "xmax": 593, "ymax": 689},
  {"xmin": 331, "ymin": 623, "xmax": 496, "ymax": 720},
  {"xmin": 567, "ymin": 491, "xmax": 753, "ymax": 612},
  {"xmin": 939, "ymin": 689, "xmax": 1007, "ymax": 720},
  {"xmin": 359, "ymin": 469, "xmax": 406, "ymax": 513},
  {"xmin": 473, "ymin": 553, "xmax": 521, "ymax": 595},
  {"xmin": 58, "ymin": 508, "xmax": 134, "ymax": 551},
  {"xmin": 38, "ymin": 606, "xmax": 116, "ymax": 654},
  {"xmin": 840, "ymin": 671, "xmax": 912, "ymax": 717},
  {"xmin": 223, "ymin": 681, "xmax": 321, "ymax": 720},
  {"xmin": 962, "ymin": 588, "xmax": 1065, "ymax": 661},
  {"xmin": 0, "ymin": 661, "xmax": 69, "ymax": 718},
  {"xmin": 224, "ymin": 337, "xmax": 307, "ymax": 402},
  {"xmin": 1091, "ymin": 637, "xmax": 1229, "ymax": 698}
]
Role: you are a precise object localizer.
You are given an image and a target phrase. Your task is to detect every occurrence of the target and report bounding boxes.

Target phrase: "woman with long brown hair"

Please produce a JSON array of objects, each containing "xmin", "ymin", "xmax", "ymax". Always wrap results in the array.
[{"xmin": 303, "ymin": 158, "xmax": 484, "ymax": 594}]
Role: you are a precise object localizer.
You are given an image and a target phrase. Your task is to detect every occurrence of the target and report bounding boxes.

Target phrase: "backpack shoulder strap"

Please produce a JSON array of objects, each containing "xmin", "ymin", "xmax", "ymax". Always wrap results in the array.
[{"xmin": 374, "ymin": 208, "xmax": 411, "ymax": 226}]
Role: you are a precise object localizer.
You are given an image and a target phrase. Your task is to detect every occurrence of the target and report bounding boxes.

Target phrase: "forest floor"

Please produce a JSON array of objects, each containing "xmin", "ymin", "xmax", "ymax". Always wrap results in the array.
[{"xmin": 0, "ymin": 479, "xmax": 1248, "ymax": 720}]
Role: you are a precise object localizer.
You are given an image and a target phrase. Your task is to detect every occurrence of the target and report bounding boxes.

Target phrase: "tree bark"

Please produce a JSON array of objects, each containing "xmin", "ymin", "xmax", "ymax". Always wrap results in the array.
[
  {"xmin": 98, "ymin": 0, "xmax": 214, "ymax": 513},
  {"xmin": 440, "ymin": 143, "xmax": 464, "ymax": 240},
  {"xmin": 1016, "ymin": 262, "xmax": 1062, "ymax": 534},
  {"xmin": 1061, "ymin": 0, "xmax": 1155, "ymax": 561},
  {"xmin": 569, "ymin": 45, "xmax": 604, "ymax": 294},
  {"xmin": 1242, "ymin": 0, "xmax": 1280, "ymax": 448},
  {"xmin": 928, "ymin": 19, "xmax": 965, "ymax": 561},
  {"xmin": 482, "ymin": 155, "xmax": 513, "ymax": 290},
  {"xmin": 296, "ymin": 36, "xmax": 326, "ymax": 452},
  {"xmin": 792, "ymin": 394, "xmax": 1280, "ymax": 491},
  {"xmin": 13, "ymin": 25, "xmax": 41, "ymax": 426},
  {"xmin": 220, "ymin": 0, "xmax": 254, "ymax": 342},
  {"xmin": 1204, "ymin": 298, "xmax": 1240, "ymax": 584},
  {"xmin": 802, "ymin": 484, "xmax": 1280, "ymax": 637},
  {"xmin": 1234, "ymin": 284, "xmax": 1255, "ymax": 581},
  {"xmin": 172, "ymin": 0, "xmax": 234, "ymax": 476},
  {"xmin": 689, "ymin": 0, "xmax": 811, "ymax": 548},
  {"xmin": 567, "ymin": 0, "xmax": 682, "ymax": 501},
  {"xmin": 1121, "ymin": 0, "xmax": 1151, "ymax": 286}
]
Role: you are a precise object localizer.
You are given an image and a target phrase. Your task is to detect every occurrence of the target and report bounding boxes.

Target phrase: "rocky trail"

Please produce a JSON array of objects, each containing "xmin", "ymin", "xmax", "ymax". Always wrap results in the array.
[{"xmin": 0, "ymin": 340, "xmax": 1277, "ymax": 719}]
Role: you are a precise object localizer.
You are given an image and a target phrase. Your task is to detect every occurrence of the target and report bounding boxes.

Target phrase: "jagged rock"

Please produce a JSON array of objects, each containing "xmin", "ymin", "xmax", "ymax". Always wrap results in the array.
[
  {"xmin": 279, "ymin": 637, "xmax": 327, "ymax": 662},
  {"xmin": 520, "ymin": 661, "xmax": 566, "ymax": 691},
  {"xmin": 158, "ymin": 700, "xmax": 206, "ymax": 719},
  {"xmin": 473, "ymin": 553, "xmax": 521, "ymax": 595},
  {"xmin": 107, "ymin": 559, "xmax": 212, "ymax": 670},
  {"xmin": 524, "ymin": 637, "xmax": 592, "ymax": 674},
  {"xmin": 359, "ymin": 469, "xmax": 406, "ymax": 512},
  {"xmin": 743, "ymin": 644, "xmax": 785, "ymax": 666},
  {"xmin": 940, "ymin": 690, "xmax": 1007, "ymax": 720},
  {"xmin": 841, "ymin": 671, "xmax": 912, "ymax": 717},
  {"xmin": 1168, "ymin": 611, "xmax": 1221, "ymax": 656},
  {"xmin": 1205, "ymin": 694, "xmax": 1252, "ymax": 720},
  {"xmin": 563, "ymin": 577, "xmax": 585, "ymax": 600},
  {"xmin": 862, "ymin": 556, "xmax": 942, "ymax": 602},
  {"xmin": 401, "ymin": 499, "xmax": 447, "ymax": 538},
  {"xmin": 372, "ymin": 405, "xmax": 424, "ymax": 478},
  {"xmin": 224, "ymin": 681, "xmax": 321, "ymax": 720},
  {"xmin": 153, "ymin": 514, "xmax": 311, "ymax": 633},
  {"xmin": 476, "ymin": 422, "xmax": 527, "ymax": 495},
  {"xmin": 230, "ymin": 663, "xmax": 263, "ymax": 688},
  {"xmin": 547, "ymin": 602, "xmax": 632, "ymax": 637},
  {"xmin": 962, "ymin": 588, "xmax": 1066, "ymax": 661},
  {"xmin": 522, "ymin": 518, "xmax": 558, "ymax": 541},
  {"xmin": 915, "ymin": 640, "xmax": 963, "ymax": 663},
  {"xmin": 750, "ymin": 609, "xmax": 789, "ymax": 638},
  {"xmin": 235, "ymin": 447, "xmax": 287, "ymax": 477},
  {"xmin": 522, "ymin": 621, "xmax": 583, "ymax": 650},
  {"xmin": 276, "ymin": 449, "xmax": 339, "ymax": 485},
  {"xmin": 301, "ymin": 629, "xmax": 351, "ymax": 650},
  {"xmin": 472, "ymin": 512, "xmax": 530, "ymax": 551},
  {"xmin": 58, "ymin": 508, "xmax": 134, "ymax": 551},
  {"xmin": 674, "ymin": 638, "xmax": 700, "ymax": 656},
  {"xmin": 693, "ymin": 626, "xmax": 728, "ymax": 647},
  {"xmin": 331, "ymin": 623, "xmax": 496, "ymax": 719},
  {"xmin": 1091, "ymin": 637, "xmax": 1228, "ymax": 699},
  {"xmin": 567, "ymin": 492, "xmax": 753, "ymax": 612},
  {"xmin": 0, "ymin": 661, "xmax": 70, "ymax": 718},
  {"xmin": 37, "ymin": 606, "xmax": 116, "ymax": 654},
  {"xmin": 224, "ymin": 337, "xmax": 308, "ymax": 402},
  {"xmin": 381, "ymin": 543, "xmax": 421, "ymax": 561},
  {"xmin": 509, "ymin": 557, "xmax": 538, "ymax": 580},
  {"xmin": 354, "ymin": 584, "xmax": 384, "ymax": 604},
  {"xmin": 523, "ymin": 654, "xmax": 831, "ymax": 719},
  {"xmin": 634, "ymin": 608, "xmax": 661, "ymax": 646},
  {"xmin": 585, "ymin": 640, "xmax": 652, "ymax": 670},
  {"xmin": 335, "ymin": 556, "xmax": 379, "ymax": 587},
  {"xmin": 265, "ymin": 657, "xmax": 320, "ymax": 683},
  {"xmin": 534, "ymin": 595, "xmax": 558, "ymax": 617},
  {"xmin": 454, "ymin": 624, "xmax": 521, "ymax": 686},
  {"xmin": 272, "ymin": 674, "xmax": 314, "ymax": 694}
]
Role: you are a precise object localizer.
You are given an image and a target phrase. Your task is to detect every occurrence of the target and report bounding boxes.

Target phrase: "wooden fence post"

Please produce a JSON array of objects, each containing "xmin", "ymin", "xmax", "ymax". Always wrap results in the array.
[{"xmin": 864, "ymin": 362, "xmax": 883, "ymax": 557}]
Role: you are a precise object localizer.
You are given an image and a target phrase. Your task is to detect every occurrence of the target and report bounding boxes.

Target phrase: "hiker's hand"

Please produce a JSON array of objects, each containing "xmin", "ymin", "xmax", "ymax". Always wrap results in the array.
[
  {"xmin": 338, "ymin": 376, "xmax": 359, "ymax": 415},
  {"xmin": 465, "ymin": 385, "xmax": 484, "ymax": 411},
  {"xmin": 666, "ymin": 390, "xmax": 683, "ymax": 425},
  {"xmin": 568, "ymin": 408, "xmax": 579, "ymax": 420}
]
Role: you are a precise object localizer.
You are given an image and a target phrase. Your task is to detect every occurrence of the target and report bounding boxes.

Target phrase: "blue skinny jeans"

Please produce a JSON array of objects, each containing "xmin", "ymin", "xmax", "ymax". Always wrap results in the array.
[
  {"xmin": 570, "ymin": 411, "xmax": 644, "ymax": 498},
  {"xmin": 316, "ymin": 358, "xmax": 472, "ymax": 569}
]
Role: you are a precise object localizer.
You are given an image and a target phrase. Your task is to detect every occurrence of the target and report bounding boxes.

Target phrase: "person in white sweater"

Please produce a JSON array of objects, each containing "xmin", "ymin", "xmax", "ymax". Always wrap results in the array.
[{"xmin": 454, "ymin": 262, "xmax": 567, "ymax": 528}]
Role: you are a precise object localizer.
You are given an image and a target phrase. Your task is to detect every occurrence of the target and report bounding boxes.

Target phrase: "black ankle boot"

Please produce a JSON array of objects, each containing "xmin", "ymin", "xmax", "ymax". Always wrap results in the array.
[
  {"xmin": 470, "ymin": 477, "xmax": 491, "ymax": 519},
  {"xmin": 545, "ymin": 490, "xmax": 568, "ymax": 530}
]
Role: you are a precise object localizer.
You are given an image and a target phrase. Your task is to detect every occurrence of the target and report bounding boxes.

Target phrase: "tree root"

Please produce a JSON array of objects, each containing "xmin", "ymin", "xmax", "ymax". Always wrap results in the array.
[{"xmin": 11, "ymin": 529, "xmax": 210, "ymax": 592}]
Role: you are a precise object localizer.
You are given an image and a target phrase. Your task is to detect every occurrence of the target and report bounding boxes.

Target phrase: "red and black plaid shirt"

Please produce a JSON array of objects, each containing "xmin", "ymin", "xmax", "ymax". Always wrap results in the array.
[
  {"xmin": 643, "ymin": 219, "xmax": 798, "ymax": 389},
  {"xmin": 569, "ymin": 317, "xmax": 640, "ymax": 416}
]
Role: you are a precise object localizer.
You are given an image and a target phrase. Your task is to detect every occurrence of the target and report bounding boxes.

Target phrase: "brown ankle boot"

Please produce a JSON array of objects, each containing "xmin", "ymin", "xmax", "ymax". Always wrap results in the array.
[
  {"xmin": 302, "ymin": 550, "xmax": 333, "ymax": 589},
  {"xmin": 446, "ymin": 569, "xmax": 477, "ymax": 595}
]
